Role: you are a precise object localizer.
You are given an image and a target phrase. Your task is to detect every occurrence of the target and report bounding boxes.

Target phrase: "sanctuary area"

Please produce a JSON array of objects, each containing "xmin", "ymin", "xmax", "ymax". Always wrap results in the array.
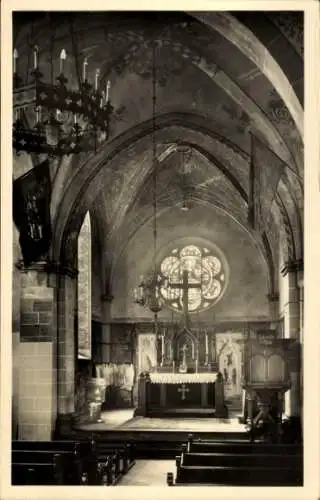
[{"xmin": 9, "ymin": 9, "xmax": 304, "ymax": 488}]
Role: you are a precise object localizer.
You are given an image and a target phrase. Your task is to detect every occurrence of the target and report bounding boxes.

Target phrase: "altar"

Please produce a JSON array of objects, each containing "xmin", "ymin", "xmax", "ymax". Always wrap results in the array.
[
  {"xmin": 150, "ymin": 372, "xmax": 217, "ymax": 410},
  {"xmin": 135, "ymin": 371, "xmax": 225, "ymax": 418}
]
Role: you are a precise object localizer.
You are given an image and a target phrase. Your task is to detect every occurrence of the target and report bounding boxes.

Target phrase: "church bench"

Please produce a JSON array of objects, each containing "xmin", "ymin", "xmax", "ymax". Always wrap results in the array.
[
  {"xmin": 96, "ymin": 452, "xmax": 122, "ymax": 484},
  {"xmin": 11, "ymin": 440, "xmax": 101, "ymax": 484},
  {"xmin": 183, "ymin": 440, "xmax": 302, "ymax": 455},
  {"xmin": 12, "ymin": 441, "xmax": 83, "ymax": 480},
  {"xmin": 96, "ymin": 457, "xmax": 116, "ymax": 485},
  {"xmin": 168, "ymin": 464, "xmax": 303, "ymax": 486},
  {"xmin": 12, "ymin": 449, "xmax": 83, "ymax": 485},
  {"xmin": 178, "ymin": 451, "xmax": 302, "ymax": 468},
  {"xmin": 12, "ymin": 454, "xmax": 64, "ymax": 485},
  {"xmin": 95, "ymin": 441, "xmax": 136, "ymax": 473}
]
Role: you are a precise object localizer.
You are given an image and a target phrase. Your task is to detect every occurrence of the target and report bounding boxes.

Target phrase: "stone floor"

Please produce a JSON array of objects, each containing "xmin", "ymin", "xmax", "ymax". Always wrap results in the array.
[
  {"xmin": 118, "ymin": 460, "xmax": 176, "ymax": 486},
  {"xmin": 77, "ymin": 408, "xmax": 245, "ymax": 432}
]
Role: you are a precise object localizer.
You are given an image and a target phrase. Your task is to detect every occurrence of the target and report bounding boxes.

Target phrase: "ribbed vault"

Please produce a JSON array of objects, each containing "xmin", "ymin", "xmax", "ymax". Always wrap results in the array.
[{"xmin": 13, "ymin": 11, "xmax": 304, "ymax": 302}]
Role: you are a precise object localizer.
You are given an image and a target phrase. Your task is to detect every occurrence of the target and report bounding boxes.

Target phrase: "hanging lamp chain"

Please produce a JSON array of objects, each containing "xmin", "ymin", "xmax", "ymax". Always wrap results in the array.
[{"xmin": 152, "ymin": 38, "xmax": 157, "ymax": 280}]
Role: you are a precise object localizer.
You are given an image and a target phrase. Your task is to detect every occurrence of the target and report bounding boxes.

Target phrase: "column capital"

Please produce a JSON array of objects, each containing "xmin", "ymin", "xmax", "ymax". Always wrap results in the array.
[
  {"xmin": 280, "ymin": 259, "xmax": 303, "ymax": 277},
  {"xmin": 16, "ymin": 259, "xmax": 78, "ymax": 279}
]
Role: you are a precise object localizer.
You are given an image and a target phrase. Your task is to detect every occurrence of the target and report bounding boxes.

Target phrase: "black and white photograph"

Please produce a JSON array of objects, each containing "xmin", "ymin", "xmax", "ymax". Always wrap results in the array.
[{"xmin": 1, "ymin": 2, "xmax": 320, "ymax": 499}]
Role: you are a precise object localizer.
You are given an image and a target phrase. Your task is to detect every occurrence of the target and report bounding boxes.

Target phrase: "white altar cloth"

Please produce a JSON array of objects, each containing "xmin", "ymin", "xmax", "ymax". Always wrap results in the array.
[{"xmin": 149, "ymin": 372, "xmax": 218, "ymax": 384}]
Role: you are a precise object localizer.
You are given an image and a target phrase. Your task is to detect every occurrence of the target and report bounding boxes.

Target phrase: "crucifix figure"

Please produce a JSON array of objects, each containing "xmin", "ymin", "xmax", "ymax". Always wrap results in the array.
[
  {"xmin": 180, "ymin": 344, "xmax": 189, "ymax": 371},
  {"xmin": 177, "ymin": 383, "xmax": 190, "ymax": 401},
  {"xmin": 170, "ymin": 269, "xmax": 202, "ymax": 328}
]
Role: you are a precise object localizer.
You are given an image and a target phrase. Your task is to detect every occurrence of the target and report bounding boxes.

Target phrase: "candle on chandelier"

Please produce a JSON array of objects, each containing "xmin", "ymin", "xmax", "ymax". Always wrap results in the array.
[
  {"xmin": 60, "ymin": 49, "xmax": 66, "ymax": 74},
  {"xmin": 106, "ymin": 80, "xmax": 111, "ymax": 102},
  {"xmin": 83, "ymin": 57, "xmax": 88, "ymax": 81},
  {"xmin": 100, "ymin": 91, "xmax": 105, "ymax": 108},
  {"xmin": 35, "ymin": 106, "xmax": 41, "ymax": 124},
  {"xmin": 33, "ymin": 46, "xmax": 39, "ymax": 69},
  {"xmin": 95, "ymin": 69, "xmax": 100, "ymax": 91},
  {"xmin": 13, "ymin": 48, "xmax": 18, "ymax": 73},
  {"xmin": 74, "ymin": 113, "xmax": 77, "ymax": 125}
]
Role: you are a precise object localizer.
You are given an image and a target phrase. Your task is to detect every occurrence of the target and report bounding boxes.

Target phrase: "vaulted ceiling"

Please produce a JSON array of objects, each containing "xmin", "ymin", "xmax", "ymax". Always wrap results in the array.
[{"xmin": 13, "ymin": 11, "xmax": 304, "ymax": 295}]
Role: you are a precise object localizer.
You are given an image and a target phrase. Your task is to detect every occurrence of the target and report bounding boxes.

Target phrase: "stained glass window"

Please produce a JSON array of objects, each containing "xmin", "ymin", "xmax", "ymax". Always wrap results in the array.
[{"xmin": 158, "ymin": 244, "xmax": 227, "ymax": 313}]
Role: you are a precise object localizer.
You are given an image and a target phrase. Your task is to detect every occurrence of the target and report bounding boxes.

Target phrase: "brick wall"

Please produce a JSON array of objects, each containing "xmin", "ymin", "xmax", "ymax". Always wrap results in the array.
[{"xmin": 18, "ymin": 268, "xmax": 56, "ymax": 440}]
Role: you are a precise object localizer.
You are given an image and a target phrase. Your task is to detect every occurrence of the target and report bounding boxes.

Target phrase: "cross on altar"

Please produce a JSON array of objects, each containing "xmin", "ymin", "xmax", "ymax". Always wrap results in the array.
[
  {"xmin": 179, "ymin": 343, "xmax": 189, "ymax": 370},
  {"xmin": 177, "ymin": 383, "xmax": 190, "ymax": 400},
  {"xmin": 170, "ymin": 269, "xmax": 202, "ymax": 328}
]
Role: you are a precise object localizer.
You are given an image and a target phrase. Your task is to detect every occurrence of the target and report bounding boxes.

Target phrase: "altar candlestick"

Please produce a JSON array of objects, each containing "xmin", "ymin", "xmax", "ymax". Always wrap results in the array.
[
  {"xmin": 172, "ymin": 360, "xmax": 175, "ymax": 372},
  {"xmin": 35, "ymin": 106, "xmax": 41, "ymax": 124},
  {"xmin": 192, "ymin": 343, "xmax": 195, "ymax": 359},
  {"xmin": 106, "ymin": 80, "xmax": 111, "ymax": 102},
  {"xmin": 195, "ymin": 358, "xmax": 198, "ymax": 373},
  {"xmin": 83, "ymin": 57, "xmax": 88, "ymax": 81},
  {"xmin": 33, "ymin": 46, "xmax": 39, "ymax": 69},
  {"xmin": 13, "ymin": 48, "xmax": 18, "ymax": 73},
  {"xmin": 205, "ymin": 331, "xmax": 209, "ymax": 356},
  {"xmin": 95, "ymin": 68, "xmax": 100, "ymax": 90},
  {"xmin": 60, "ymin": 49, "xmax": 66, "ymax": 73},
  {"xmin": 100, "ymin": 91, "xmax": 105, "ymax": 108}
]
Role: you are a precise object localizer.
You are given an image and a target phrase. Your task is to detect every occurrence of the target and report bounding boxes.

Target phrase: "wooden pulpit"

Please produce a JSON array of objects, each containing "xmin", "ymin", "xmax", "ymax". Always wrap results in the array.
[{"xmin": 243, "ymin": 331, "xmax": 293, "ymax": 441}]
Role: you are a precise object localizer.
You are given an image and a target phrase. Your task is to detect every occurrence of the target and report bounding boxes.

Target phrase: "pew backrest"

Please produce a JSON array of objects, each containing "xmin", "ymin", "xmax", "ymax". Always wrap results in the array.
[{"xmin": 12, "ymin": 454, "xmax": 64, "ymax": 485}]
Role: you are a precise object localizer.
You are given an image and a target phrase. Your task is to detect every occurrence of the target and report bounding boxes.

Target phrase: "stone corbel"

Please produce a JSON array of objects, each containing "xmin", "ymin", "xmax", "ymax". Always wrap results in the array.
[{"xmin": 280, "ymin": 259, "xmax": 303, "ymax": 277}]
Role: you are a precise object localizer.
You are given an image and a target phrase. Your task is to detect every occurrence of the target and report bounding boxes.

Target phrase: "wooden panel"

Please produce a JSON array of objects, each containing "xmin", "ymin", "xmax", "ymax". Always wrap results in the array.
[
  {"xmin": 268, "ymin": 354, "xmax": 285, "ymax": 381},
  {"xmin": 250, "ymin": 354, "xmax": 266, "ymax": 382}
]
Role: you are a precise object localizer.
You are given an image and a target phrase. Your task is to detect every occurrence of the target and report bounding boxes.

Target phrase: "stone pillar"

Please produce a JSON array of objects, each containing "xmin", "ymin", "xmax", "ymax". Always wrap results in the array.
[
  {"xmin": 17, "ymin": 261, "xmax": 57, "ymax": 441},
  {"xmin": 12, "ymin": 228, "xmax": 21, "ymax": 440},
  {"xmin": 55, "ymin": 264, "xmax": 78, "ymax": 435},
  {"xmin": 100, "ymin": 294, "xmax": 114, "ymax": 364},
  {"xmin": 281, "ymin": 260, "xmax": 303, "ymax": 419},
  {"xmin": 297, "ymin": 272, "xmax": 304, "ymax": 430}
]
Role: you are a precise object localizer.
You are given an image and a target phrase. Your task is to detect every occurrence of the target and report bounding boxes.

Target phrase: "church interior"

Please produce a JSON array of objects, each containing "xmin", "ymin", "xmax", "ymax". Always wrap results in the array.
[{"xmin": 10, "ymin": 10, "xmax": 304, "ymax": 487}]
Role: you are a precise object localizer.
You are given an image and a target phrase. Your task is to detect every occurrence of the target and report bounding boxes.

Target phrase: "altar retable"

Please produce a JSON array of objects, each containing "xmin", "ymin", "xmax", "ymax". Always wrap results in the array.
[{"xmin": 135, "ymin": 269, "xmax": 226, "ymax": 418}]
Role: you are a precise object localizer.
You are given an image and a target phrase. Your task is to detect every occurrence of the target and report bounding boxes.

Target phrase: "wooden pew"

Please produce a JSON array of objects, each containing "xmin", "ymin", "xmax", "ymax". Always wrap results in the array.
[
  {"xmin": 11, "ymin": 438, "xmax": 133, "ymax": 486},
  {"xmin": 171, "ymin": 464, "xmax": 303, "ymax": 486},
  {"xmin": 76, "ymin": 437, "xmax": 136, "ymax": 484},
  {"xmin": 183, "ymin": 439, "xmax": 301, "ymax": 455},
  {"xmin": 12, "ymin": 441, "xmax": 83, "ymax": 485},
  {"xmin": 179, "ymin": 451, "xmax": 302, "ymax": 468},
  {"xmin": 95, "ymin": 441, "xmax": 136, "ymax": 474},
  {"xmin": 167, "ymin": 436, "xmax": 303, "ymax": 487},
  {"xmin": 12, "ymin": 452, "xmax": 64, "ymax": 485}
]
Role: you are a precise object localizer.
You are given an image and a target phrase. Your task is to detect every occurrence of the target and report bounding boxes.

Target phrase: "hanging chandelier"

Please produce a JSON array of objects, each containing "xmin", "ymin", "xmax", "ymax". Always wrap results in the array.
[
  {"xmin": 133, "ymin": 38, "xmax": 163, "ymax": 315},
  {"xmin": 12, "ymin": 21, "xmax": 113, "ymax": 157}
]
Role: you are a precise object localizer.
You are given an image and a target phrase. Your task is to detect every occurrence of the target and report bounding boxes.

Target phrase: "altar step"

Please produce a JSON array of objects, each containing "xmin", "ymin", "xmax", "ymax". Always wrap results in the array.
[{"xmin": 147, "ymin": 408, "xmax": 216, "ymax": 419}]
